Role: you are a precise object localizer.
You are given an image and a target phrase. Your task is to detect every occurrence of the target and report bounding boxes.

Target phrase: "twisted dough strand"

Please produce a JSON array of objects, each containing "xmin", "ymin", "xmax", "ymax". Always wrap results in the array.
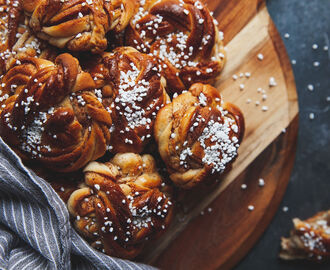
[
  {"xmin": 280, "ymin": 210, "xmax": 330, "ymax": 262},
  {"xmin": 125, "ymin": 0, "xmax": 226, "ymax": 94},
  {"xmin": 154, "ymin": 83, "xmax": 244, "ymax": 189},
  {"xmin": 21, "ymin": 0, "xmax": 137, "ymax": 52},
  {"xmin": 0, "ymin": 53, "xmax": 112, "ymax": 172},
  {"xmin": 89, "ymin": 47, "xmax": 170, "ymax": 153},
  {"xmin": 68, "ymin": 153, "xmax": 173, "ymax": 259},
  {"xmin": 0, "ymin": 0, "xmax": 58, "ymax": 74}
]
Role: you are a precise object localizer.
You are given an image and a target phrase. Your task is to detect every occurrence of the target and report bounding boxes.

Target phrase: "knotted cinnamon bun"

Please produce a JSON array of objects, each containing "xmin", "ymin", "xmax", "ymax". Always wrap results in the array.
[
  {"xmin": 125, "ymin": 0, "xmax": 226, "ymax": 94},
  {"xmin": 0, "ymin": 0, "xmax": 57, "ymax": 74},
  {"xmin": 0, "ymin": 53, "xmax": 112, "ymax": 172},
  {"xmin": 89, "ymin": 46, "xmax": 170, "ymax": 154},
  {"xmin": 154, "ymin": 83, "xmax": 244, "ymax": 189},
  {"xmin": 68, "ymin": 153, "xmax": 173, "ymax": 259},
  {"xmin": 21, "ymin": 0, "xmax": 137, "ymax": 53},
  {"xmin": 280, "ymin": 210, "xmax": 330, "ymax": 262}
]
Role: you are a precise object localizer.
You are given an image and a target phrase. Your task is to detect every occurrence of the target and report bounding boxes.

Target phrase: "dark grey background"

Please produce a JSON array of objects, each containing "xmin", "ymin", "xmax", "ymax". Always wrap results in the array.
[{"xmin": 235, "ymin": 0, "xmax": 330, "ymax": 269}]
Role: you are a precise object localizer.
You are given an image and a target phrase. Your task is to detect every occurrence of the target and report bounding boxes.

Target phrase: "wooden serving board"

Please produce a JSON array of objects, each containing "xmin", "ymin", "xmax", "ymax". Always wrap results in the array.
[{"xmin": 139, "ymin": 0, "xmax": 299, "ymax": 269}]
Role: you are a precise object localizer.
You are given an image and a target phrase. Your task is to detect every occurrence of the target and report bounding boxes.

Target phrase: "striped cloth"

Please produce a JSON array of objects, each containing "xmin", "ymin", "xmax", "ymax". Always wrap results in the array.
[{"xmin": 0, "ymin": 138, "xmax": 156, "ymax": 270}]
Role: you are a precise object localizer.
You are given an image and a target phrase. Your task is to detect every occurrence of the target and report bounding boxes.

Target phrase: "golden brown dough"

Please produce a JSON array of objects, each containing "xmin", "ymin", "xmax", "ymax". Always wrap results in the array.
[
  {"xmin": 0, "ymin": 53, "xmax": 112, "ymax": 172},
  {"xmin": 67, "ymin": 153, "xmax": 173, "ymax": 259},
  {"xmin": 125, "ymin": 0, "xmax": 226, "ymax": 94},
  {"xmin": 88, "ymin": 46, "xmax": 170, "ymax": 154},
  {"xmin": 0, "ymin": 0, "xmax": 57, "ymax": 74},
  {"xmin": 280, "ymin": 210, "xmax": 330, "ymax": 262},
  {"xmin": 154, "ymin": 83, "xmax": 244, "ymax": 189},
  {"xmin": 0, "ymin": 0, "xmax": 18, "ymax": 56},
  {"xmin": 21, "ymin": 0, "xmax": 137, "ymax": 53}
]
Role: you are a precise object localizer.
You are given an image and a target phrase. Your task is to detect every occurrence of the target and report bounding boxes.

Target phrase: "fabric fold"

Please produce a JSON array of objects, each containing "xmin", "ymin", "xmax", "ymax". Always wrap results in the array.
[{"xmin": 0, "ymin": 138, "xmax": 156, "ymax": 270}]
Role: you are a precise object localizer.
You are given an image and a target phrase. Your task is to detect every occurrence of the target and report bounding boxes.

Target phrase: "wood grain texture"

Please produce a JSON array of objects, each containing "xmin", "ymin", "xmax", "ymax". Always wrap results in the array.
[
  {"xmin": 154, "ymin": 115, "xmax": 298, "ymax": 270},
  {"xmin": 138, "ymin": 0, "xmax": 299, "ymax": 268}
]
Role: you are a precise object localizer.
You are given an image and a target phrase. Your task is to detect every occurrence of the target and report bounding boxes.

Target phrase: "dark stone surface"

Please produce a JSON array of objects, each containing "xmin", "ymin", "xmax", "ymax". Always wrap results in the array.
[{"xmin": 235, "ymin": 0, "xmax": 330, "ymax": 269}]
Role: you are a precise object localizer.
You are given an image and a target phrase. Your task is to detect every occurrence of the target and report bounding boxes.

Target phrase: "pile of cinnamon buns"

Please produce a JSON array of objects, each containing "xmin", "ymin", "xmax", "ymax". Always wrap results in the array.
[{"xmin": 0, "ymin": 0, "xmax": 244, "ymax": 259}]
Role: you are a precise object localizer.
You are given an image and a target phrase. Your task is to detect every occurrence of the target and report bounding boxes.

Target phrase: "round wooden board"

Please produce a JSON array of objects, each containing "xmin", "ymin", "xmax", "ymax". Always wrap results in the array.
[
  {"xmin": 153, "ymin": 119, "xmax": 298, "ymax": 270},
  {"xmin": 139, "ymin": 0, "xmax": 299, "ymax": 269}
]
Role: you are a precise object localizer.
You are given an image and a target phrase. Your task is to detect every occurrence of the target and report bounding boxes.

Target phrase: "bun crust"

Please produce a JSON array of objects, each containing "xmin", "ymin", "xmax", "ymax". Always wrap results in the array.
[
  {"xmin": 89, "ymin": 46, "xmax": 170, "ymax": 153},
  {"xmin": 0, "ymin": 0, "xmax": 57, "ymax": 74},
  {"xmin": 21, "ymin": 0, "xmax": 137, "ymax": 53},
  {"xmin": 154, "ymin": 83, "xmax": 244, "ymax": 188},
  {"xmin": 0, "ymin": 53, "xmax": 112, "ymax": 172},
  {"xmin": 280, "ymin": 210, "xmax": 330, "ymax": 262},
  {"xmin": 68, "ymin": 153, "xmax": 173, "ymax": 259},
  {"xmin": 125, "ymin": 0, "xmax": 226, "ymax": 94}
]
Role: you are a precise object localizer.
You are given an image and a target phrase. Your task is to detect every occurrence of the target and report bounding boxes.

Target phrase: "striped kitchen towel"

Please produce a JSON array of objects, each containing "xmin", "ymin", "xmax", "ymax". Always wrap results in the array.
[{"xmin": 0, "ymin": 138, "xmax": 156, "ymax": 270}]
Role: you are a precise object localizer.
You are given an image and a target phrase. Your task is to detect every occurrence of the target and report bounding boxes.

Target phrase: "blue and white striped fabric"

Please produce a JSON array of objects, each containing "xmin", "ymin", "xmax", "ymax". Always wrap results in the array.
[{"xmin": 0, "ymin": 138, "xmax": 156, "ymax": 270}]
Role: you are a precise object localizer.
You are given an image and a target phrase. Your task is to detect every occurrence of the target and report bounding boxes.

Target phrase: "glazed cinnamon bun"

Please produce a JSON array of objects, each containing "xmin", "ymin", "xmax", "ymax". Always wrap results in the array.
[
  {"xmin": 68, "ymin": 153, "xmax": 173, "ymax": 259},
  {"xmin": 125, "ymin": 0, "xmax": 226, "ymax": 94},
  {"xmin": 154, "ymin": 83, "xmax": 244, "ymax": 189},
  {"xmin": 0, "ymin": 53, "xmax": 112, "ymax": 172}
]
